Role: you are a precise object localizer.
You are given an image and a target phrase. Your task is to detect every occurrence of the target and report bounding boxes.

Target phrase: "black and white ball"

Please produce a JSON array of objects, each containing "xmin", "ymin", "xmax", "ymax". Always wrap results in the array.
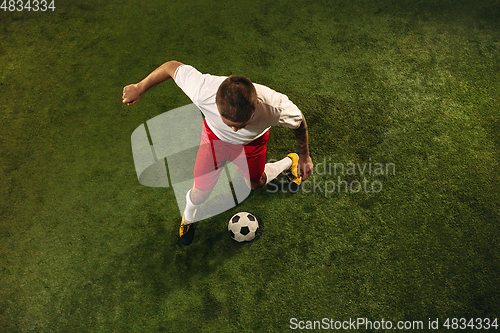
[{"xmin": 228, "ymin": 212, "xmax": 259, "ymax": 242}]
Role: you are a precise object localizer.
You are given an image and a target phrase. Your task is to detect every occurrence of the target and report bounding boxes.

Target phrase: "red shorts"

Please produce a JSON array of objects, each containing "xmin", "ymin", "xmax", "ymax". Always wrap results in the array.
[{"xmin": 193, "ymin": 119, "xmax": 269, "ymax": 191}]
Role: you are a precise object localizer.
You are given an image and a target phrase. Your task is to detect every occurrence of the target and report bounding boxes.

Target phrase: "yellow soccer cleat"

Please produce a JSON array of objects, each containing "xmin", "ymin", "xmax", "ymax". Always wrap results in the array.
[
  {"xmin": 179, "ymin": 210, "xmax": 197, "ymax": 246},
  {"xmin": 285, "ymin": 153, "xmax": 302, "ymax": 193}
]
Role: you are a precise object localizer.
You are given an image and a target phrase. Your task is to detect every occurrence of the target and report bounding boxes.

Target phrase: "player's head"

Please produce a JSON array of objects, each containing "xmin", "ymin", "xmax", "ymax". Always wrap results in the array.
[{"xmin": 216, "ymin": 75, "xmax": 258, "ymax": 130}]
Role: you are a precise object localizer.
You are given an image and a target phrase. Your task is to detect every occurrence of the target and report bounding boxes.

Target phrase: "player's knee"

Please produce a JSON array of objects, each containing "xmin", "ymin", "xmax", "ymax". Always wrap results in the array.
[
  {"xmin": 250, "ymin": 174, "xmax": 266, "ymax": 190},
  {"xmin": 250, "ymin": 182, "xmax": 262, "ymax": 190},
  {"xmin": 190, "ymin": 187, "xmax": 211, "ymax": 205}
]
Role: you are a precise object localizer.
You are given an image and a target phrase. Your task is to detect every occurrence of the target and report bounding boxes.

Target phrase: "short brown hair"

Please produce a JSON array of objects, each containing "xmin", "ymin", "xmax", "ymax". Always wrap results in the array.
[{"xmin": 216, "ymin": 75, "xmax": 257, "ymax": 123}]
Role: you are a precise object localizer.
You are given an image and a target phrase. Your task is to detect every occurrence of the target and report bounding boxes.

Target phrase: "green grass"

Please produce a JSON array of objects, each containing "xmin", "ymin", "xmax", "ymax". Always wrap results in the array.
[{"xmin": 1, "ymin": 0, "xmax": 499, "ymax": 331}]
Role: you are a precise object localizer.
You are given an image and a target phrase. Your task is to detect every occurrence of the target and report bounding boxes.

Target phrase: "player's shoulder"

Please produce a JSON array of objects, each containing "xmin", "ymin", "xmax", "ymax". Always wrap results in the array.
[
  {"xmin": 254, "ymin": 83, "xmax": 287, "ymax": 107},
  {"xmin": 175, "ymin": 65, "xmax": 226, "ymax": 97},
  {"xmin": 175, "ymin": 64, "xmax": 223, "ymax": 80},
  {"xmin": 174, "ymin": 64, "xmax": 202, "ymax": 80},
  {"xmin": 254, "ymin": 82, "xmax": 276, "ymax": 95}
]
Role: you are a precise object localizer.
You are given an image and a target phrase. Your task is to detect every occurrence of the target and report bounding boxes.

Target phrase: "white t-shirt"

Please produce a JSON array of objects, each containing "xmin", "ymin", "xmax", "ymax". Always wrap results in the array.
[{"xmin": 174, "ymin": 65, "xmax": 303, "ymax": 145}]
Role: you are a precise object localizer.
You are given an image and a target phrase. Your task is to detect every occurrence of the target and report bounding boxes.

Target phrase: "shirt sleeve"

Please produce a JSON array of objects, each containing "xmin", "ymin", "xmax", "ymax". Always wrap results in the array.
[
  {"xmin": 173, "ymin": 65, "xmax": 206, "ymax": 104},
  {"xmin": 277, "ymin": 94, "xmax": 303, "ymax": 129}
]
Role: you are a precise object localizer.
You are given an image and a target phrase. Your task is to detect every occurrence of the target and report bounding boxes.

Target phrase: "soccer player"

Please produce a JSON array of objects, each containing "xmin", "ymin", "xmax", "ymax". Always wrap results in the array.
[{"xmin": 123, "ymin": 61, "xmax": 313, "ymax": 245}]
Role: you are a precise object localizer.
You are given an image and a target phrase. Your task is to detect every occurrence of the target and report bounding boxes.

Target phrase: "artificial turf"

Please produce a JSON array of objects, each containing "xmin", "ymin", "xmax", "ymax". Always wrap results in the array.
[{"xmin": 1, "ymin": 0, "xmax": 499, "ymax": 331}]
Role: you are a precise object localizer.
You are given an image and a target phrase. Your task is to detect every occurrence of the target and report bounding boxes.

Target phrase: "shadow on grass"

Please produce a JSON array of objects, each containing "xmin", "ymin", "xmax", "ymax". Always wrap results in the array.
[{"xmin": 45, "ymin": 191, "xmax": 274, "ymax": 329}]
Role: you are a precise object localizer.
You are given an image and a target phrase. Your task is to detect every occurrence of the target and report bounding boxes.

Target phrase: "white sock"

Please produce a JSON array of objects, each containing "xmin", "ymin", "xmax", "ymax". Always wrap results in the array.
[
  {"xmin": 264, "ymin": 156, "xmax": 292, "ymax": 184},
  {"xmin": 184, "ymin": 189, "xmax": 198, "ymax": 223}
]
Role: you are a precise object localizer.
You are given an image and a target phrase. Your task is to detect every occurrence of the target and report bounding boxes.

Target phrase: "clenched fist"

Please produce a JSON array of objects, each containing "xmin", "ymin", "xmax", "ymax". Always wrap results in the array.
[{"xmin": 122, "ymin": 84, "xmax": 142, "ymax": 106}]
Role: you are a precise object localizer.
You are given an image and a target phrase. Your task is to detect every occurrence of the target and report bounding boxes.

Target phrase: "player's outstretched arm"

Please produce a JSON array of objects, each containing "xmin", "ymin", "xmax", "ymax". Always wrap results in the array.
[
  {"xmin": 293, "ymin": 117, "xmax": 314, "ymax": 180},
  {"xmin": 122, "ymin": 60, "xmax": 184, "ymax": 105}
]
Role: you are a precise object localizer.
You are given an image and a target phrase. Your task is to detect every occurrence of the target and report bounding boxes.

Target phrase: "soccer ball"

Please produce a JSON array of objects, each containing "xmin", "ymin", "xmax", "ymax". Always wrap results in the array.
[{"xmin": 228, "ymin": 212, "xmax": 259, "ymax": 242}]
